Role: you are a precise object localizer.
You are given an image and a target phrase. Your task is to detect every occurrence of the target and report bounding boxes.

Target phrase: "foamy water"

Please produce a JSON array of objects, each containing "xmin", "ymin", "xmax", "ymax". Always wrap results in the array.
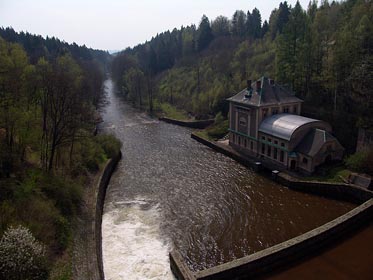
[{"xmin": 102, "ymin": 197, "xmax": 174, "ymax": 280}]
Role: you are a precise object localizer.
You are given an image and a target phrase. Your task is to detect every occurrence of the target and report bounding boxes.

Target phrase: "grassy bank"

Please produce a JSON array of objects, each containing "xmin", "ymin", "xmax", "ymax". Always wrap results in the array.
[
  {"xmin": 194, "ymin": 115, "xmax": 229, "ymax": 141},
  {"xmin": 154, "ymin": 102, "xmax": 190, "ymax": 120},
  {"xmin": 302, "ymin": 166, "xmax": 351, "ymax": 183}
]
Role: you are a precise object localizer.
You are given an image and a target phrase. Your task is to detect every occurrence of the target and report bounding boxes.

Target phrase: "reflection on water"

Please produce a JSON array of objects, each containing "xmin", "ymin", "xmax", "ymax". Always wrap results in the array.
[{"xmin": 101, "ymin": 79, "xmax": 354, "ymax": 279}]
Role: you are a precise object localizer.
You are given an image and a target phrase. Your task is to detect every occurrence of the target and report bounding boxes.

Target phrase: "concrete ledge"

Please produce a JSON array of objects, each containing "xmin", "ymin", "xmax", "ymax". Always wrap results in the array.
[
  {"xmin": 277, "ymin": 173, "xmax": 373, "ymax": 204},
  {"xmin": 95, "ymin": 151, "xmax": 122, "ymax": 280},
  {"xmin": 160, "ymin": 117, "xmax": 214, "ymax": 129},
  {"xmin": 170, "ymin": 250, "xmax": 196, "ymax": 280},
  {"xmin": 170, "ymin": 199, "xmax": 373, "ymax": 280}
]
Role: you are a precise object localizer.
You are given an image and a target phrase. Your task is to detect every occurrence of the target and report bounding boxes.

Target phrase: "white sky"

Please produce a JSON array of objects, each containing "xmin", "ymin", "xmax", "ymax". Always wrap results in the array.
[{"xmin": 0, "ymin": 0, "xmax": 312, "ymax": 51}]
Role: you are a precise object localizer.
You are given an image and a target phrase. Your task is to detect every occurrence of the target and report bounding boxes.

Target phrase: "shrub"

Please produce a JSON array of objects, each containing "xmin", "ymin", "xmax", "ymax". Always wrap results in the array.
[
  {"xmin": 0, "ymin": 225, "xmax": 48, "ymax": 280},
  {"xmin": 345, "ymin": 148, "xmax": 373, "ymax": 176},
  {"xmin": 54, "ymin": 216, "xmax": 71, "ymax": 252},
  {"xmin": 95, "ymin": 134, "xmax": 122, "ymax": 159}
]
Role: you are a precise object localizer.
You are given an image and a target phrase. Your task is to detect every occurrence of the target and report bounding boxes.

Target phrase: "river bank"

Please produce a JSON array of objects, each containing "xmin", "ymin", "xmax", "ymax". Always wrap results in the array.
[{"xmin": 72, "ymin": 151, "xmax": 121, "ymax": 280}]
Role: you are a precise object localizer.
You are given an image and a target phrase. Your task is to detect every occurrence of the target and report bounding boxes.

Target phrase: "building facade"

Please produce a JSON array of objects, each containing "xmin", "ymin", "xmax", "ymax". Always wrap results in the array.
[{"xmin": 228, "ymin": 77, "xmax": 344, "ymax": 174}]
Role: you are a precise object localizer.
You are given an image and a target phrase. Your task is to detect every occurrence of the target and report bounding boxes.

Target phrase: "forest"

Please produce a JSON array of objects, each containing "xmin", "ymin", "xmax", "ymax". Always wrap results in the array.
[
  {"xmin": 0, "ymin": 29, "xmax": 119, "ymax": 279},
  {"xmin": 111, "ymin": 0, "xmax": 372, "ymax": 153}
]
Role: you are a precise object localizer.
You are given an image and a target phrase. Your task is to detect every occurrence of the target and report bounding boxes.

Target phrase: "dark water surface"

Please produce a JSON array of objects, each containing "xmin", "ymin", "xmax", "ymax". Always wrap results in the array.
[{"xmin": 101, "ymin": 79, "xmax": 354, "ymax": 280}]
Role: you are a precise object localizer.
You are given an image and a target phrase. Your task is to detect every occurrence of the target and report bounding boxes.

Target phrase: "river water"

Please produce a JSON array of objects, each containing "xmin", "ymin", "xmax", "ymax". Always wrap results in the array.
[{"xmin": 101, "ymin": 79, "xmax": 354, "ymax": 280}]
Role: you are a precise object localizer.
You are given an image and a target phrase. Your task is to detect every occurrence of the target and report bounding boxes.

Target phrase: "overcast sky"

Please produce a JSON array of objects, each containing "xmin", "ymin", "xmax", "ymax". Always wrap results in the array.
[{"xmin": 0, "ymin": 0, "xmax": 312, "ymax": 51}]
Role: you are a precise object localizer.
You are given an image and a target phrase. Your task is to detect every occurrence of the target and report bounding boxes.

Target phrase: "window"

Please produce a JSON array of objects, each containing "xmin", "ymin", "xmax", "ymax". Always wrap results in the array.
[
  {"xmin": 244, "ymin": 139, "xmax": 247, "ymax": 148},
  {"xmin": 262, "ymin": 109, "xmax": 268, "ymax": 119},
  {"xmin": 262, "ymin": 136, "xmax": 266, "ymax": 141},
  {"xmin": 272, "ymin": 108, "xmax": 279, "ymax": 115},
  {"xmin": 267, "ymin": 146, "xmax": 271, "ymax": 157},
  {"xmin": 293, "ymin": 106, "xmax": 297, "ymax": 114},
  {"xmin": 239, "ymin": 117, "xmax": 247, "ymax": 126},
  {"xmin": 262, "ymin": 143, "xmax": 265, "ymax": 154},
  {"xmin": 274, "ymin": 148, "xmax": 278, "ymax": 160},
  {"xmin": 238, "ymin": 136, "xmax": 241, "ymax": 146},
  {"xmin": 281, "ymin": 142, "xmax": 285, "ymax": 147},
  {"xmin": 233, "ymin": 134, "xmax": 236, "ymax": 143},
  {"xmin": 283, "ymin": 107, "xmax": 289, "ymax": 113},
  {"xmin": 268, "ymin": 138, "xmax": 272, "ymax": 143},
  {"xmin": 302, "ymin": 157, "xmax": 308, "ymax": 164},
  {"xmin": 280, "ymin": 151, "xmax": 284, "ymax": 162},
  {"xmin": 250, "ymin": 141, "xmax": 253, "ymax": 150},
  {"xmin": 274, "ymin": 140, "xmax": 278, "ymax": 145}
]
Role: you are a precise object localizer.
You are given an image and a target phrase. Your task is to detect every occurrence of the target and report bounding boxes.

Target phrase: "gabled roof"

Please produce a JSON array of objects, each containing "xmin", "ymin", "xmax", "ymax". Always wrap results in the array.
[
  {"xmin": 295, "ymin": 129, "xmax": 341, "ymax": 157},
  {"xmin": 259, "ymin": 113, "xmax": 323, "ymax": 141},
  {"xmin": 227, "ymin": 77, "xmax": 303, "ymax": 107}
]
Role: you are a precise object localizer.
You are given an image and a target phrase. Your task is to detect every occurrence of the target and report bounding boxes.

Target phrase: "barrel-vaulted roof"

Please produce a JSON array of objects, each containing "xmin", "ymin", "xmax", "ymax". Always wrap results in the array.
[
  {"xmin": 227, "ymin": 77, "xmax": 303, "ymax": 107},
  {"xmin": 295, "ymin": 128, "xmax": 342, "ymax": 157},
  {"xmin": 259, "ymin": 114, "xmax": 325, "ymax": 141}
]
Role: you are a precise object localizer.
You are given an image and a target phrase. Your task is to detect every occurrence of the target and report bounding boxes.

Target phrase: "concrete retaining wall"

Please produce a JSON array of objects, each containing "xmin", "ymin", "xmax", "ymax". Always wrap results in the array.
[
  {"xmin": 277, "ymin": 173, "xmax": 373, "ymax": 204},
  {"xmin": 159, "ymin": 117, "xmax": 214, "ymax": 129},
  {"xmin": 95, "ymin": 151, "xmax": 122, "ymax": 280},
  {"xmin": 170, "ymin": 199, "xmax": 373, "ymax": 280},
  {"xmin": 194, "ymin": 199, "xmax": 373, "ymax": 280}
]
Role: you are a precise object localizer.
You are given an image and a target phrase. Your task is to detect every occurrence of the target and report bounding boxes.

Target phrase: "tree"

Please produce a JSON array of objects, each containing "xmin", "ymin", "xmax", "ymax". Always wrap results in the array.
[
  {"xmin": 197, "ymin": 15, "xmax": 214, "ymax": 51},
  {"xmin": 35, "ymin": 55, "xmax": 85, "ymax": 172},
  {"xmin": 276, "ymin": 1, "xmax": 307, "ymax": 92},
  {"xmin": 0, "ymin": 38, "xmax": 29, "ymax": 174},
  {"xmin": 124, "ymin": 67, "xmax": 145, "ymax": 107},
  {"xmin": 247, "ymin": 8, "xmax": 262, "ymax": 39},
  {"xmin": 211, "ymin": 16, "xmax": 231, "ymax": 37},
  {"xmin": 231, "ymin": 10, "xmax": 246, "ymax": 37},
  {"xmin": 0, "ymin": 225, "xmax": 48, "ymax": 280}
]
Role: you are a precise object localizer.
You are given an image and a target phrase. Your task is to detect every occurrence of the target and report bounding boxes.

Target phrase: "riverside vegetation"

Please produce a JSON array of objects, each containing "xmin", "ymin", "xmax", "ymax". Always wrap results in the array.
[
  {"xmin": 0, "ymin": 31, "xmax": 121, "ymax": 279},
  {"xmin": 111, "ymin": 0, "xmax": 372, "ymax": 177}
]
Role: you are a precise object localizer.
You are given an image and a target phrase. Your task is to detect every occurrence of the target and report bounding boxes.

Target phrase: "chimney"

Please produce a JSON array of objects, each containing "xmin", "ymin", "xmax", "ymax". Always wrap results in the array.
[
  {"xmin": 247, "ymin": 79, "xmax": 252, "ymax": 90},
  {"xmin": 256, "ymin": 80, "xmax": 261, "ymax": 91}
]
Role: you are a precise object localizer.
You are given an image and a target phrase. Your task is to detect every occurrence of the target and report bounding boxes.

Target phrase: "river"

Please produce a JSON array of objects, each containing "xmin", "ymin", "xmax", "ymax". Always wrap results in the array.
[{"xmin": 100, "ymin": 79, "xmax": 354, "ymax": 280}]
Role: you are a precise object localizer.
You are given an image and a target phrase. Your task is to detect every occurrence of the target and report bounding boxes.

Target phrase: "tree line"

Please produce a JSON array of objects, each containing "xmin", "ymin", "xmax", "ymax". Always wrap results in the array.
[{"xmin": 111, "ymin": 0, "xmax": 372, "ymax": 152}]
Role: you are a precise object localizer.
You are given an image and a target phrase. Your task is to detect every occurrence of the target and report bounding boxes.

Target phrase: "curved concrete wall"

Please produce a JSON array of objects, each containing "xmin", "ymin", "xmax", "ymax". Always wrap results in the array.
[
  {"xmin": 95, "ymin": 151, "xmax": 122, "ymax": 280},
  {"xmin": 170, "ymin": 199, "xmax": 373, "ymax": 280}
]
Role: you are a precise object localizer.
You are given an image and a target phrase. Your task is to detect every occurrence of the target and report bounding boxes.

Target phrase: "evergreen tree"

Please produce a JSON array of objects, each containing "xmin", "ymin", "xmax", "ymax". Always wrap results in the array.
[{"xmin": 197, "ymin": 15, "xmax": 214, "ymax": 51}]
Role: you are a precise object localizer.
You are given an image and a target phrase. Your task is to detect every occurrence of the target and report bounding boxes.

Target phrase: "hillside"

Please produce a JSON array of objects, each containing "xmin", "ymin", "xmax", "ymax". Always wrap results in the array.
[{"xmin": 111, "ymin": 0, "xmax": 373, "ymax": 153}]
